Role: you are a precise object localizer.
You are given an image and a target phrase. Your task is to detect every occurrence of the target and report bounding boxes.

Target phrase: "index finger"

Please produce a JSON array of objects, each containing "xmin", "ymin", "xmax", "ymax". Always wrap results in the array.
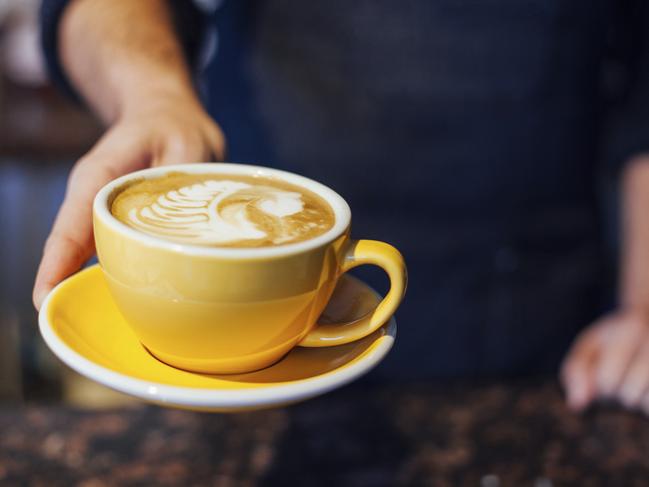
[{"xmin": 32, "ymin": 162, "xmax": 118, "ymax": 309}]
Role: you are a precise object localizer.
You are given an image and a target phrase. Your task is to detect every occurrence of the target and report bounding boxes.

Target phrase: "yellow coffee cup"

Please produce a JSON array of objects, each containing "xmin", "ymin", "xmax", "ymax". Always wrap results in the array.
[{"xmin": 93, "ymin": 163, "xmax": 406, "ymax": 374}]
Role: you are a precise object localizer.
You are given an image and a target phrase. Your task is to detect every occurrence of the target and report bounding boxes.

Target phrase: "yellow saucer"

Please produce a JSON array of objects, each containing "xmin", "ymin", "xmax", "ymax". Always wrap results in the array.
[{"xmin": 39, "ymin": 265, "xmax": 396, "ymax": 412}]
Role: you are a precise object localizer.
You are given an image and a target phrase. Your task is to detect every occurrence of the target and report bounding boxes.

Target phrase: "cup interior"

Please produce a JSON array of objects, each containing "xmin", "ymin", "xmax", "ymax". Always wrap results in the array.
[{"xmin": 93, "ymin": 163, "xmax": 352, "ymax": 259}]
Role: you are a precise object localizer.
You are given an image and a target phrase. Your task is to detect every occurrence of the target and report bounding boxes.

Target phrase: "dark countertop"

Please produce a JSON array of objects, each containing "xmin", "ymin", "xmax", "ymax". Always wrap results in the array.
[{"xmin": 1, "ymin": 379, "xmax": 648, "ymax": 486}]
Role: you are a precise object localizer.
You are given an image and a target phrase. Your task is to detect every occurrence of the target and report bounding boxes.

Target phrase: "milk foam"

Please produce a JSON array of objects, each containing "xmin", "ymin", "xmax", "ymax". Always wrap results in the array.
[{"xmin": 126, "ymin": 180, "xmax": 306, "ymax": 245}]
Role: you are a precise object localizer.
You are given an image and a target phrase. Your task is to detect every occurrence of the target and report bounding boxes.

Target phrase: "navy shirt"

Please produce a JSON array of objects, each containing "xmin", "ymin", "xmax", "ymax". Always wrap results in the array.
[{"xmin": 41, "ymin": 0, "xmax": 649, "ymax": 379}]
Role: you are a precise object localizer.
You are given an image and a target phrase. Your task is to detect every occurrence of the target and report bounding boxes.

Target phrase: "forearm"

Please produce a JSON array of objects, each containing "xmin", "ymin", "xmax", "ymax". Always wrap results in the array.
[
  {"xmin": 619, "ymin": 157, "xmax": 649, "ymax": 312},
  {"xmin": 60, "ymin": 0, "xmax": 198, "ymax": 123}
]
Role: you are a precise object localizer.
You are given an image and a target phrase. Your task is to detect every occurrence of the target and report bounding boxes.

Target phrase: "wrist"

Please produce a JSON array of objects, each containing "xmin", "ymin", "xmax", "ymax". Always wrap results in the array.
[
  {"xmin": 117, "ymin": 77, "xmax": 201, "ymax": 122},
  {"xmin": 60, "ymin": 0, "xmax": 199, "ymax": 124}
]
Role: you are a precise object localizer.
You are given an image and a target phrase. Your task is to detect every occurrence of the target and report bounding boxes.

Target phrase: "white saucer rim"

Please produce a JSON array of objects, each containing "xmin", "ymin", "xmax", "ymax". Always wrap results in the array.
[{"xmin": 38, "ymin": 266, "xmax": 396, "ymax": 410}]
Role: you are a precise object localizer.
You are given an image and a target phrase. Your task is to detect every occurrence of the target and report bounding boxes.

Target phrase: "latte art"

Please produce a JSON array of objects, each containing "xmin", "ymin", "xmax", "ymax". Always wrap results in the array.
[
  {"xmin": 130, "ymin": 180, "xmax": 303, "ymax": 244},
  {"xmin": 110, "ymin": 172, "xmax": 335, "ymax": 247}
]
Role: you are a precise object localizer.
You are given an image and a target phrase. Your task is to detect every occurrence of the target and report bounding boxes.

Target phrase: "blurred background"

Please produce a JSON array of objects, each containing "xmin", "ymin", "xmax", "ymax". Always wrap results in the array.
[{"xmin": 0, "ymin": 0, "xmax": 123, "ymax": 406}]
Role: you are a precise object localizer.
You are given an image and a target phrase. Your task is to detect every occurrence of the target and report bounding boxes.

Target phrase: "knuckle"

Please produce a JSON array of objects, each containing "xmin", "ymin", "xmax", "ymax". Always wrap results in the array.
[
  {"xmin": 165, "ymin": 130, "xmax": 197, "ymax": 153},
  {"xmin": 45, "ymin": 231, "xmax": 90, "ymax": 260},
  {"xmin": 209, "ymin": 130, "xmax": 227, "ymax": 160},
  {"xmin": 68, "ymin": 158, "xmax": 90, "ymax": 186},
  {"xmin": 93, "ymin": 163, "xmax": 120, "ymax": 184},
  {"xmin": 208, "ymin": 123, "xmax": 225, "ymax": 144},
  {"xmin": 68, "ymin": 156, "xmax": 98, "ymax": 187},
  {"xmin": 68, "ymin": 156, "xmax": 120, "ymax": 194},
  {"xmin": 161, "ymin": 127, "xmax": 222, "ymax": 164}
]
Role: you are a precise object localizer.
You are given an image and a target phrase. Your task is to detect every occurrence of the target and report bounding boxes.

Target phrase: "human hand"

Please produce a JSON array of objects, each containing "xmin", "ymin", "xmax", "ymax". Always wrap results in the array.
[
  {"xmin": 32, "ymin": 94, "xmax": 225, "ymax": 309},
  {"xmin": 561, "ymin": 309, "xmax": 649, "ymax": 413}
]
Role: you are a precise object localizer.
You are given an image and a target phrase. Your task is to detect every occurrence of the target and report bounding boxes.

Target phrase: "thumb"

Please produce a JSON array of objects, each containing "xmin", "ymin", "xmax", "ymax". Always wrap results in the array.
[{"xmin": 561, "ymin": 326, "xmax": 602, "ymax": 411}]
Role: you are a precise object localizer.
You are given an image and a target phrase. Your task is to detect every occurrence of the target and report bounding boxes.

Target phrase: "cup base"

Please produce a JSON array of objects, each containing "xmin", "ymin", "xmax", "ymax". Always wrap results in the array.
[{"xmin": 143, "ymin": 342, "xmax": 294, "ymax": 375}]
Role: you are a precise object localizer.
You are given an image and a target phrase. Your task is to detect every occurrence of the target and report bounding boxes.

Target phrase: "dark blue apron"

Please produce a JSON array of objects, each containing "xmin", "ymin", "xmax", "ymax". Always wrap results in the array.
[{"xmin": 200, "ymin": 0, "xmax": 649, "ymax": 379}]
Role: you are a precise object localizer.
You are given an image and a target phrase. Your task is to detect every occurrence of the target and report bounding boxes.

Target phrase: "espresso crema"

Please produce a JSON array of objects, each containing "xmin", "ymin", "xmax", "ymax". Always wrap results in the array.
[{"xmin": 110, "ymin": 172, "xmax": 335, "ymax": 247}]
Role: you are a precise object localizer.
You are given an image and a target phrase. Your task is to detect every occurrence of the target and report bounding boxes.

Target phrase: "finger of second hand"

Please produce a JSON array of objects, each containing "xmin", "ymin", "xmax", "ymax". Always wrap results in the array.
[
  {"xmin": 595, "ymin": 319, "xmax": 644, "ymax": 398},
  {"xmin": 618, "ymin": 336, "xmax": 649, "ymax": 408},
  {"xmin": 561, "ymin": 323, "xmax": 604, "ymax": 411}
]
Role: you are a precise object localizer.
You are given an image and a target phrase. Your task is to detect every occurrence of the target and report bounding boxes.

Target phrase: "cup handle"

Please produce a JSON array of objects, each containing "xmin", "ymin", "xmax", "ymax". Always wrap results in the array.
[{"xmin": 298, "ymin": 239, "xmax": 407, "ymax": 347}]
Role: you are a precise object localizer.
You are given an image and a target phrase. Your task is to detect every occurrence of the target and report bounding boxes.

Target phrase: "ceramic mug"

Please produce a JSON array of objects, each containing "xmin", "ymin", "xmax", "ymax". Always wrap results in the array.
[{"xmin": 93, "ymin": 163, "xmax": 407, "ymax": 374}]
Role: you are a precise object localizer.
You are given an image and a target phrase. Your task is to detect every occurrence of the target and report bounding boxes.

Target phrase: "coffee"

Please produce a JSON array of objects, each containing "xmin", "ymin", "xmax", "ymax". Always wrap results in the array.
[
  {"xmin": 95, "ymin": 163, "xmax": 405, "ymax": 374},
  {"xmin": 110, "ymin": 171, "xmax": 335, "ymax": 247}
]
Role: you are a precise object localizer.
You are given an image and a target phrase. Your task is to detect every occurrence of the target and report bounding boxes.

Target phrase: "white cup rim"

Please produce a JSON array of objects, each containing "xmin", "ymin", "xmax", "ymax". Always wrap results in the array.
[{"xmin": 93, "ymin": 163, "xmax": 352, "ymax": 259}]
